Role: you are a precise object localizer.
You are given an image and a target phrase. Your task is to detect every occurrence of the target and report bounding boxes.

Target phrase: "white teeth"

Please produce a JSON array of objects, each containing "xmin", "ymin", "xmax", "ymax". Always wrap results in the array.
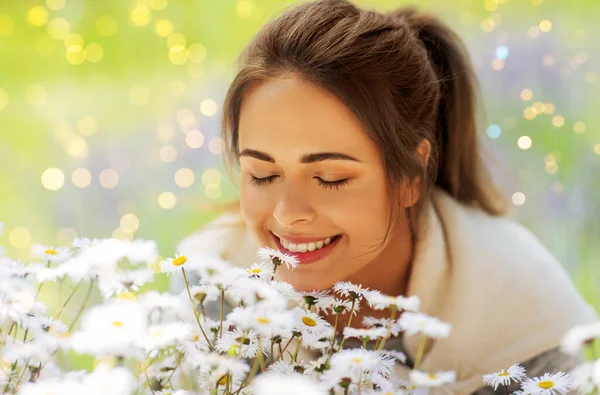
[{"xmin": 279, "ymin": 235, "xmax": 336, "ymax": 253}]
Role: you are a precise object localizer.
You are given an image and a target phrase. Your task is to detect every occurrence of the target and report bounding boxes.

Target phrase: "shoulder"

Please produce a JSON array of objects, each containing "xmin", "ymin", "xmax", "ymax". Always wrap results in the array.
[{"xmin": 176, "ymin": 209, "xmax": 259, "ymax": 268}]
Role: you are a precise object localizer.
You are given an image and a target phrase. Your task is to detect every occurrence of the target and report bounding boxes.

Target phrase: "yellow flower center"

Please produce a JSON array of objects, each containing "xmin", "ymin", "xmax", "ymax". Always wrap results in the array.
[
  {"xmin": 112, "ymin": 320, "xmax": 124, "ymax": 327},
  {"xmin": 302, "ymin": 316, "xmax": 317, "ymax": 326},
  {"xmin": 538, "ymin": 381, "xmax": 554, "ymax": 389},
  {"xmin": 428, "ymin": 374, "xmax": 438, "ymax": 379},
  {"xmin": 218, "ymin": 375, "xmax": 228, "ymax": 386},
  {"xmin": 251, "ymin": 268, "xmax": 262, "ymax": 273},
  {"xmin": 498, "ymin": 372, "xmax": 510, "ymax": 377},
  {"xmin": 172, "ymin": 256, "xmax": 187, "ymax": 266},
  {"xmin": 45, "ymin": 249, "xmax": 58, "ymax": 255},
  {"xmin": 257, "ymin": 317, "xmax": 270, "ymax": 324},
  {"xmin": 351, "ymin": 358, "xmax": 362, "ymax": 364},
  {"xmin": 192, "ymin": 333, "xmax": 200, "ymax": 341},
  {"xmin": 118, "ymin": 291, "xmax": 136, "ymax": 301}
]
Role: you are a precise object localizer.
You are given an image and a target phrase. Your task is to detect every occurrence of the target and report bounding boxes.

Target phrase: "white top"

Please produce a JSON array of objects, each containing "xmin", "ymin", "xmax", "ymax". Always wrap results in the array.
[{"xmin": 176, "ymin": 187, "xmax": 598, "ymax": 394}]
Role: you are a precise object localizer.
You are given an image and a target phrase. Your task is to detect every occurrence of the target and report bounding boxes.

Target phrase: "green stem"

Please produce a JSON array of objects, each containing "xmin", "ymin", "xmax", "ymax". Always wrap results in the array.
[
  {"xmin": 376, "ymin": 307, "xmax": 399, "ymax": 351},
  {"xmin": 292, "ymin": 336, "xmax": 302, "ymax": 363},
  {"xmin": 274, "ymin": 336, "xmax": 296, "ymax": 363},
  {"xmin": 182, "ymin": 268, "xmax": 214, "ymax": 351},
  {"xmin": 337, "ymin": 299, "xmax": 356, "ymax": 351},
  {"xmin": 54, "ymin": 282, "xmax": 81, "ymax": 320},
  {"xmin": 414, "ymin": 334, "xmax": 427, "ymax": 370},
  {"xmin": 219, "ymin": 289, "xmax": 225, "ymax": 339},
  {"xmin": 69, "ymin": 279, "xmax": 95, "ymax": 330},
  {"xmin": 256, "ymin": 350, "xmax": 267, "ymax": 372}
]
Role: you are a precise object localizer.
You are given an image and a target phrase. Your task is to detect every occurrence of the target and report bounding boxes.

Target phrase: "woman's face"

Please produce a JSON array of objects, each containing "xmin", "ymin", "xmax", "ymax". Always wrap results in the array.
[{"xmin": 238, "ymin": 76, "xmax": 414, "ymax": 292}]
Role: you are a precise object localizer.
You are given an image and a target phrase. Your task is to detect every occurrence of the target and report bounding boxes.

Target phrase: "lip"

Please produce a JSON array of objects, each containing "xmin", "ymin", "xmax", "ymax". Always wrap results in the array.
[{"xmin": 271, "ymin": 232, "xmax": 341, "ymax": 265}]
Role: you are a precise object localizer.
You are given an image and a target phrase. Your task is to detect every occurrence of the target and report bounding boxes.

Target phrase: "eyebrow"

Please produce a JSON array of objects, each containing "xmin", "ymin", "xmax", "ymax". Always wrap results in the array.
[{"xmin": 239, "ymin": 149, "xmax": 361, "ymax": 164}]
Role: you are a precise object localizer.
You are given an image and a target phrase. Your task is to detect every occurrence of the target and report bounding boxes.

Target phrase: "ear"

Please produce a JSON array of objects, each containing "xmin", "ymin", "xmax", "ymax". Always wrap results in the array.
[{"xmin": 402, "ymin": 139, "xmax": 431, "ymax": 208}]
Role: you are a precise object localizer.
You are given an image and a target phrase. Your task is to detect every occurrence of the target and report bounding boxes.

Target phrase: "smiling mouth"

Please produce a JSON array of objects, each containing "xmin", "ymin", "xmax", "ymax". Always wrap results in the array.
[{"xmin": 272, "ymin": 233, "xmax": 342, "ymax": 265}]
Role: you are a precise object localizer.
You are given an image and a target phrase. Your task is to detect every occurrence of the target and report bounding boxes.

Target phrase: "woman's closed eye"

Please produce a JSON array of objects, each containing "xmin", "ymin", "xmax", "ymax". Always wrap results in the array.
[{"xmin": 249, "ymin": 175, "xmax": 349, "ymax": 190}]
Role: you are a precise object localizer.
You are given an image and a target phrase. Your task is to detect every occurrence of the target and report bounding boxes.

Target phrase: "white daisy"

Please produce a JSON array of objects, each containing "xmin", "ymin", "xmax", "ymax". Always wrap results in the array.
[
  {"xmin": 245, "ymin": 262, "xmax": 274, "ymax": 280},
  {"xmin": 397, "ymin": 312, "xmax": 451, "ymax": 339},
  {"xmin": 363, "ymin": 317, "xmax": 401, "ymax": 336},
  {"xmin": 300, "ymin": 290, "xmax": 330, "ymax": 309},
  {"xmin": 333, "ymin": 281, "xmax": 372, "ymax": 301},
  {"xmin": 160, "ymin": 253, "xmax": 191, "ymax": 275},
  {"xmin": 482, "ymin": 363, "xmax": 527, "ymax": 390},
  {"xmin": 409, "ymin": 369, "xmax": 456, "ymax": 387},
  {"xmin": 560, "ymin": 322, "xmax": 600, "ymax": 355},
  {"xmin": 592, "ymin": 359, "xmax": 600, "ymax": 387},
  {"xmin": 343, "ymin": 327, "xmax": 388, "ymax": 341},
  {"xmin": 227, "ymin": 306, "xmax": 292, "ymax": 339},
  {"xmin": 98, "ymin": 267, "xmax": 155, "ymax": 299},
  {"xmin": 31, "ymin": 244, "xmax": 71, "ymax": 263},
  {"xmin": 570, "ymin": 361, "xmax": 595, "ymax": 394},
  {"xmin": 257, "ymin": 247, "xmax": 299, "ymax": 270},
  {"xmin": 368, "ymin": 292, "xmax": 421, "ymax": 312},
  {"xmin": 140, "ymin": 322, "xmax": 194, "ymax": 357},
  {"xmin": 215, "ymin": 329, "xmax": 264, "ymax": 358},
  {"xmin": 292, "ymin": 307, "xmax": 331, "ymax": 340},
  {"xmin": 123, "ymin": 239, "xmax": 158, "ymax": 264},
  {"xmin": 72, "ymin": 236, "xmax": 102, "ymax": 250},
  {"xmin": 520, "ymin": 372, "xmax": 571, "ymax": 395}
]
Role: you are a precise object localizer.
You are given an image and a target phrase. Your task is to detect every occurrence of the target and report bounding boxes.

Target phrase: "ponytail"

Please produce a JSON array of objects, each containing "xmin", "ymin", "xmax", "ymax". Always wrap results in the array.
[{"xmin": 390, "ymin": 7, "xmax": 506, "ymax": 216}]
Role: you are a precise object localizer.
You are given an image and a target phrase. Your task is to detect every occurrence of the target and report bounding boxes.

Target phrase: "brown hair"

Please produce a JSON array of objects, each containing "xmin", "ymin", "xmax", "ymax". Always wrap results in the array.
[{"xmin": 219, "ymin": 0, "xmax": 505, "ymax": 236}]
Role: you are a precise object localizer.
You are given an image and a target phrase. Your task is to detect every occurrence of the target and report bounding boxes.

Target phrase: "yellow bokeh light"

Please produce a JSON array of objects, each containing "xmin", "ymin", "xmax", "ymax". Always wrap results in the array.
[
  {"xmin": 527, "ymin": 26, "xmax": 540, "ymax": 39},
  {"xmin": 542, "ymin": 54, "xmax": 555, "ymax": 67},
  {"xmin": 159, "ymin": 145, "xmax": 177, "ymax": 163},
  {"xmin": 573, "ymin": 121, "xmax": 586, "ymax": 134},
  {"xmin": 155, "ymin": 20, "xmax": 173, "ymax": 37},
  {"xmin": 517, "ymin": 136, "xmax": 532, "ymax": 150},
  {"xmin": 186, "ymin": 130, "xmax": 205, "ymax": 149},
  {"xmin": 552, "ymin": 115, "xmax": 565, "ymax": 127},
  {"xmin": 491, "ymin": 58, "xmax": 504, "ymax": 71},
  {"xmin": 208, "ymin": 137, "xmax": 224, "ymax": 154},
  {"xmin": 47, "ymin": 17, "xmax": 70, "ymax": 40},
  {"xmin": 46, "ymin": 0, "xmax": 66, "ymax": 10},
  {"xmin": 65, "ymin": 137, "xmax": 89, "ymax": 159},
  {"xmin": 544, "ymin": 161, "xmax": 558, "ymax": 174},
  {"xmin": 118, "ymin": 200, "xmax": 136, "ymax": 217},
  {"xmin": 199, "ymin": 99, "xmax": 218, "ymax": 116},
  {"xmin": 543, "ymin": 103, "xmax": 555, "ymax": 114},
  {"xmin": 96, "ymin": 15, "xmax": 118, "ymax": 37},
  {"xmin": 484, "ymin": 0, "xmax": 497, "ymax": 11},
  {"xmin": 158, "ymin": 192, "xmax": 177, "ymax": 209},
  {"xmin": 202, "ymin": 169, "xmax": 221, "ymax": 188},
  {"xmin": 72, "ymin": 168, "xmax": 92, "ymax": 188},
  {"xmin": 531, "ymin": 0, "xmax": 543, "ymax": 4},
  {"xmin": 531, "ymin": 102, "xmax": 545, "ymax": 114},
  {"xmin": 54, "ymin": 121, "xmax": 74, "ymax": 142},
  {"xmin": 128, "ymin": 85, "xmax": 150, "ymax": 107},
  {"xmin": 176, "ymin": 108, "xmax": 195, "ymax": 129},
  {"xmin": 156, "ymin": 123, "xmax": 175, "ymax": 141},
  {"xmin": 175, "ymin": 168, "xmax": 195, "ymax": 188},
  {"xmin": 0, "ymin": 15, "xmax": 15, "ymax": 37},
  {"xmin": 188, "ymin": 43, "xmax": 207, "ymax": 63},
  {"xmin": 26, "ymin": 85, "xmax": 48, "ymax": 107},
  {"xmin": 594, "ymin": 144, "xmax": 600, "ymax": 155},
  {"xmin": 131, "ymin": 6, "xmax": 151, "ymax": 27},
  {"xmin": 523, "ymin": 107, "xmax": 536, "ymax": 121},
  {"xmin": 56, "ymin": 227, "xmax": 77, "ymax": 246},
  {"xmin": 511, "ymin": 192, "xmax": 526, "ymax": 206},
  {"xmin": 120, "ymin": 214, "xmax": 140, "ymax": 233},
  {"xmin": 99, "ymin": 169, "xmax": 119, "ymax": 189},
  {"xmin": 10, "ymin": 227, "xmax": 31, "ymax": 249},
  {"xmin": 520, "ymin": 89, "xmax": 533, "ymax": 101},
  {"xmin": 585, "ymin": 72, "xmax": 597, "ymax": 84},
  {"xmin": 167, "ymin": 33, "xmax": 186, "ymax": 50},
  {"xmin": 205, "ymin": 185, "xmax": 221, "ymax": 200},
  {"xmin": 41, "ymin": 168, "xmax": 65, "ymax": 191},
  {"xmin": 150, "ymin": 0, "xmax": 169, "ymax": 10},
  {"xmin": 85, "ymin": 43, "xmax": 104, "ymax": 63},
  {"xmin": 64, "ymin": 33, "xmax": 84, "ymax": 52},
  {"xmin": 480, "ymin": 18, "xmax": 495, "ymax": 33},
  {"xmin": 0, "ymin": 88, "xmax": 8, "ymax": 111},
  {"xmin": 28, "ymin": 6, "xmax": 49, "ymax": 27},
  {"xmin": 168, "ymin": 47, "xmax": 188, "ymax": 65},
  {"xmin": 66, "ymin": 48, "xmax": 86, "ymax": 65},
  {"xmin": 236, "ymin": 0, "xmax": 254, "ymax": 19},
  {"xmin": 77, "ymin": 116, "xmax": 98, "ymax": 136},
  {"xmin": 539, "ymin": 20, "xmax": 552, "ymax": 32},
  {"xmin": 112, "ymin": 228, "xmax": 134, "ymax": 241}
]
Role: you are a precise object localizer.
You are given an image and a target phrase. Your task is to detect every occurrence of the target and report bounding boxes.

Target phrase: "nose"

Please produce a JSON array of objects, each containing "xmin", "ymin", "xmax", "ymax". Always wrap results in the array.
[{"xmin": 272, "ymin": 181, "xmax": 316, "ymax": 227}]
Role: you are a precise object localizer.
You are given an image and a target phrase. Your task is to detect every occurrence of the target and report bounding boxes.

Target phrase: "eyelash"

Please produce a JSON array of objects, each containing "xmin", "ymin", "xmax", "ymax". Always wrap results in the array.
[{"xmin": 249, "ymin": 175, "xmax": 349, "ymax": 190}]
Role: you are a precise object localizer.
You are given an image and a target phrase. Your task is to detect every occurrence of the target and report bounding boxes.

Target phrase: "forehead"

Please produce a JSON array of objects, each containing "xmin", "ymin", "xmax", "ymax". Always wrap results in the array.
[{"xmin": 238, "ymin": 76, "xmax": 380, "ymax": 162}]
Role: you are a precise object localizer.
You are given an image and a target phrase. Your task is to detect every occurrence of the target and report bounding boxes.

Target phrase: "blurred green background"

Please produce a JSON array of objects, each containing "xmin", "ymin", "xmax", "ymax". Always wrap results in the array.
[{"xmin": 0, "ymin": 0, "xmax": 599, "ymax": 312}]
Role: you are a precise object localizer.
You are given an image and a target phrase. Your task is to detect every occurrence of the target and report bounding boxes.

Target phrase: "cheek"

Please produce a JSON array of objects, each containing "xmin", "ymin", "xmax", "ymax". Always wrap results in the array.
[{"xmin": 240, "ymin": 184, "xmax": 273, "ymax": 240}]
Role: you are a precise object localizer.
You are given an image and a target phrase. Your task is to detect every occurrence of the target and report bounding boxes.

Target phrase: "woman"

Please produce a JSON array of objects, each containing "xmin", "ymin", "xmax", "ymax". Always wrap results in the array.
[{"xmin": 173, "ymin": 0, "xmax": 598, "ymax": 393}]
